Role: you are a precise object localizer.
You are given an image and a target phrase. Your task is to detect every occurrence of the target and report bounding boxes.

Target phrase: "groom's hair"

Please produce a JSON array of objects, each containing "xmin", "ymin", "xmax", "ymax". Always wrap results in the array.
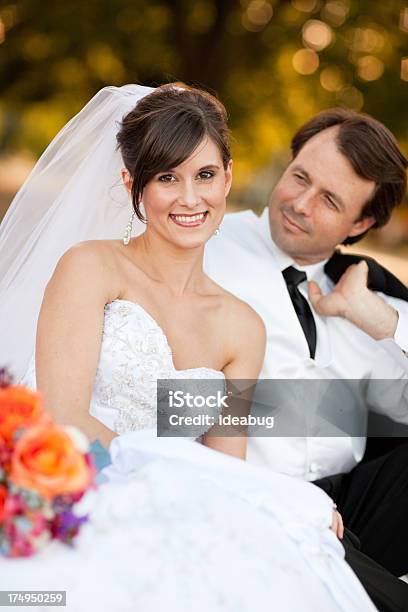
[
  {"xmin": 291, "ymin": 108, "xmax": 407, "ymax": 245},
  {"xmin": 116, "ymin": 83, "xmax": 231, "ymax": 222}
]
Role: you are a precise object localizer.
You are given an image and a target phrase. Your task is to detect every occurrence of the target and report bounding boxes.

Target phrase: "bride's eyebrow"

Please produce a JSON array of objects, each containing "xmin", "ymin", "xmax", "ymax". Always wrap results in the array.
[
  {"xmin": 197, "ymin": 164, "xmax": 221, "ymax": 171},
  {"xmin": 159, "ymin": 163, "xmax": 221, "ymax": 174}
]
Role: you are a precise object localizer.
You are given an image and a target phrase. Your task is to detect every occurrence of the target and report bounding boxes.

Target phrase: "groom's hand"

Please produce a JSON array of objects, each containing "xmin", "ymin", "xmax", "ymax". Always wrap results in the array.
[
  {"xmin": 331, "ymin": 507, "xmax": 344, "ymax": 540},
  {"xmin": 308, "ymin": 261, "xmax": 399, "ymax": 341}
]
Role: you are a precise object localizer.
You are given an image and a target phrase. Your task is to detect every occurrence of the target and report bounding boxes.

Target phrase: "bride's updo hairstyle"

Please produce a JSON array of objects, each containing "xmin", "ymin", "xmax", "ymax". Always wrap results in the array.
[{"xmin": 116, "ymin": 83, "xmax": 231, "ymax": 221}]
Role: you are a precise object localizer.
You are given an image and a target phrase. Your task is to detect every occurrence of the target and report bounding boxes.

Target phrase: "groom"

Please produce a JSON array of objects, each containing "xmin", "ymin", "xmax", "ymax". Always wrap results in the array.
[{"xmin": 205, "ymin": 108, "xmax": 408, "ymax": 611}]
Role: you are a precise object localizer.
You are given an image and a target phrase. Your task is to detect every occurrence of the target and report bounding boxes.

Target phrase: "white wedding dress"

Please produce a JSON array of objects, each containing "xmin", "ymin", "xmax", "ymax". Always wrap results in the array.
[{"xmin": 0, "ymin": 300, "xmax": 376, "ymax": 612}]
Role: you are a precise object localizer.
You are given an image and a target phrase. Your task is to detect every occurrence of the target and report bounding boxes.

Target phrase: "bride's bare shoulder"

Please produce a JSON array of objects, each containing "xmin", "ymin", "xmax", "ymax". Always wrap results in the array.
[
  {"xmin": 209, "ymin": 288, "xmax": 266, "ymax": 377},
  {"xmin": 59, "ymin": 239, "xmax": 123, "ymax": 269},
  {"xmin": 224, "ymin": 292, "xmax": 265, "ymax": 338},
  {"xmin": 50, "ymin": 240, "xmax": 124, "ymax": 296},
  {"xmin": 206, "ymin": 279, "xmax": 265, "ymax": 342}
]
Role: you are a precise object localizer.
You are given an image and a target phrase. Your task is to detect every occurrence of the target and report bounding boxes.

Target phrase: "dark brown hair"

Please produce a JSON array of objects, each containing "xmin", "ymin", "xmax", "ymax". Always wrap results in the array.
[
  {"xmin": 116, "ymin": 83, "xmax": 231, "ymax": 222},
  {"xmin": 291, "ymin": 108, "xmax": 407, "ymax": 245}
]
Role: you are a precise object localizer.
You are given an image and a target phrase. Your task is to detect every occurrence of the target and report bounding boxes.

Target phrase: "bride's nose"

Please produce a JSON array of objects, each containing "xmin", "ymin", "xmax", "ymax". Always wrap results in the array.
[{"xmin": 178, "ymin": 180, "xmax": 201, "ymax": 208}]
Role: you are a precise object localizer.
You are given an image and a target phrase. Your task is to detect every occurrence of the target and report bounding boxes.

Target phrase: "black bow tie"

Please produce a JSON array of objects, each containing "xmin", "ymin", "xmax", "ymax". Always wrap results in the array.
[
  {"xmin": 324, "ymin": 251, "xmax": 408, "ymax": 301},
  {"xmin": 282, "ymin": 266, "xmax": 317, "ymax": 359}
]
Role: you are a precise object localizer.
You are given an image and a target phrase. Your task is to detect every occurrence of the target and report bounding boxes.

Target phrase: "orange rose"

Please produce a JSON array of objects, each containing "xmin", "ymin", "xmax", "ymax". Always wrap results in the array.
[
  {"xmin": 0, "ymin": 484, "xmax": 6, "ymax": 522},
  {"xmin": 0, "ymin": 386, "xmax": 44, "ymax": 445},
  {"xmin": 10, "ymin": 423, "xmax": 93, "ymax": 499}
]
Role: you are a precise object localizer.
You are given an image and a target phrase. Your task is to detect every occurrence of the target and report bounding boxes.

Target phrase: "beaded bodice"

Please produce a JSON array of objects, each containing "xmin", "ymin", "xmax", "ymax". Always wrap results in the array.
[{"xmin": 90, "ymin": 300, "xmax": 225, "ymax": 435}]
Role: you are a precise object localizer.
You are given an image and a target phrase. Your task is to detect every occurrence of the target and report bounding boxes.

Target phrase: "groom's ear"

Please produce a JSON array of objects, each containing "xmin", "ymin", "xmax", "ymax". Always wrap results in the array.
[
  {"xmin": 347, "ymin": 214, "xmax": 376, "ymax": 238},
  {"xmin": 121, "ymin": 168, "xmax": 133, "ymax": 195},
  {"xmin": 225, "ymin": 160, "xmax": 233, "ymax": 197}
]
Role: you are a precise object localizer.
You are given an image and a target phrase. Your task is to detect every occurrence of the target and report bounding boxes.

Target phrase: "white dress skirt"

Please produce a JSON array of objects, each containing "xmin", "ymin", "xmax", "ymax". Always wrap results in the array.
[{"xmin": 1, "ymin": 300, "xmax": 375, "ymax": 612}]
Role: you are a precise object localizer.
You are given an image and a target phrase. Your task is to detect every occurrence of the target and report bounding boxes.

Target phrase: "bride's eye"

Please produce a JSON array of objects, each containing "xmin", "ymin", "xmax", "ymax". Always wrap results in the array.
[
  {"xmin": 198, "ymin": 170, "xmax": 215, "ymax": 180},
  {"xmin": 158, "ymin": 174, "xmax": 176, "ymax": 183}
]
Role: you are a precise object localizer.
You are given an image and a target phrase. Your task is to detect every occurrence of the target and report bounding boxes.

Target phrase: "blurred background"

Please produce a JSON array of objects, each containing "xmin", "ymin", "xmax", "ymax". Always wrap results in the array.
[{"xmin": 0, "ymin": 0, "xmax": 407, "ymax": 278}]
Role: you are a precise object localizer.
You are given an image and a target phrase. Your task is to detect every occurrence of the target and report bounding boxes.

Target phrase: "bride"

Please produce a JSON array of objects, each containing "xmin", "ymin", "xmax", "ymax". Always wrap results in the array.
[
  {"xmin": 0, "ymin": 84, "xmax": 375, "ymax": 611},
  {"xmin": 22, "ymin": 82, "xmax": 265, "ymax": 455}
]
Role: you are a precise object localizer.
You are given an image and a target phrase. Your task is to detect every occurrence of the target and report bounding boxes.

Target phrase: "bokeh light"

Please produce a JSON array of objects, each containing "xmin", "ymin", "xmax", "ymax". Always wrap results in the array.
[
  {"xmin": 85, "ymin": 44, "xmax": 125, "ymax": 83},
  {"xmin": 21, "ymin": 33, "xmax": 54, "ymax": 61},
  {"xmin": 302, "ymin": 19, "xmax": 333, "ymax": 51},
  {"xmin": 357, "ymin": 55, "xmax": 384, "ymax": 81},
  {"xmin": 291, "ymin": 0, "xmax": 318, "ymax": 12},
  {"xmin": 247, "ymin": 1, "xmax": 273, "ymax": 25},
  {"xmin": 0, "ymin": 5, "xmax": 18, "ymax": 31},
  {"xmin": 336, "ymin": 86, "xmax": 364, "ymax": 110},
  {"xmin": 399, "ymin": 8, "xmax": 408, "ymax": 32},
  {"xmin": 346, "ymin": 27, "xmax": 384, "ymax": 53},
  {"xmin": 292, "ymin": 48, "xmax": 319, "ymax": 74},
  {"xmin": 320, "ymin": 66, "xmax": 344, "ymax": 91},
  {"xmin": 242, "ymin": 0, "xmax": 273, "ymax": 31},
  {"xmin": 401, "ymin": 58, "xmax": 408, "ymax": 81},
  {"xmin": 321, "ymin": 0, "xmax": 349, "ymax": 27}
]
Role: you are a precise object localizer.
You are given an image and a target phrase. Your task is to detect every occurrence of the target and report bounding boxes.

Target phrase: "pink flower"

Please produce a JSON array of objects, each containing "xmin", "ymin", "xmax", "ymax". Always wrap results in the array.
[{"xmin": 0, "ymin": 484, "xmax": 7, "ymax": 523}]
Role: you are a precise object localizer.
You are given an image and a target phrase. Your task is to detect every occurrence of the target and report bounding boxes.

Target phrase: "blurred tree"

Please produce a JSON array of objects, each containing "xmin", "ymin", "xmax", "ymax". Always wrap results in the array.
[{"xmin": 0, "ymin": 0, "xmax": 407, "ymax": 192}]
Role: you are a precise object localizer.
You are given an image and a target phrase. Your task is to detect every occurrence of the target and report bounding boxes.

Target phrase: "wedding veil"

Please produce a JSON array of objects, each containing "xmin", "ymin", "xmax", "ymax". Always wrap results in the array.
[{"xmin": 0, "ymin": 84, "xmax": 153, "ymax": 381}]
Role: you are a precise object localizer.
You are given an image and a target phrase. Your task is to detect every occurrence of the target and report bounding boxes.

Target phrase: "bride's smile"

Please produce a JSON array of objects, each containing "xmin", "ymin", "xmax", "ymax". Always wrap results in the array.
[{"xmin": 169, "ymin": 210, "xmax": 208, "ymax": 227}]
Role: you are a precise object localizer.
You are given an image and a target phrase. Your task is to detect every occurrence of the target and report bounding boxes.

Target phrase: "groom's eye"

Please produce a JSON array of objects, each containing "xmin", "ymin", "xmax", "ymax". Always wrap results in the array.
[{"xmin": 324, "ymin": 195, "xmax": 338, "ymax": 211}]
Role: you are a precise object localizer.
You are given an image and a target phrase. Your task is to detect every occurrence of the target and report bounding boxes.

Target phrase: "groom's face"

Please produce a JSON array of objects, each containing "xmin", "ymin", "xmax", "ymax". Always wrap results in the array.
[{"xmin": 268, "ymin": 127, "xmax": 376, "ymax": 265}]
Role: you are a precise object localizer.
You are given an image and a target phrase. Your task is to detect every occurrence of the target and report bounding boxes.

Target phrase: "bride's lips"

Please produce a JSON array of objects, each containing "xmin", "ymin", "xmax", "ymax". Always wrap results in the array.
[
  {"xmin": 169, "ymin": 211, "xmax": 209, "ymax": 228},
  {"xmin": 282, "ymin": 211, "xmax": 307, "ymax": 234}
]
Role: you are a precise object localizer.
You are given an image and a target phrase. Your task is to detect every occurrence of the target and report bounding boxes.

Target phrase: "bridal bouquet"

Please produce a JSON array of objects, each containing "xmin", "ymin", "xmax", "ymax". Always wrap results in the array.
[{"xmin": 0, "ymin": 368, "xmax": 95, "ymax": 558}]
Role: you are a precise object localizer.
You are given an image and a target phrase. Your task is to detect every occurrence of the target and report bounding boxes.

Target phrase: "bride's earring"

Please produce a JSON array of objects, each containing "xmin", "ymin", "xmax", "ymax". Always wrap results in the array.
[
  {"xmin": 214, "ymin": 227, "xmax": 220, "ymax": 236},
  {"xmin": 123, "ymin": 211, "xmax": 136, "ymax": 246}
]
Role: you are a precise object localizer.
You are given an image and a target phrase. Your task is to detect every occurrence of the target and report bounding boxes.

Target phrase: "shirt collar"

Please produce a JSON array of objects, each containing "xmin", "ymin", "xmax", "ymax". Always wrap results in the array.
[{"xmin": 257, "ymin": 206, "xmax": 329, "ymax": 284}]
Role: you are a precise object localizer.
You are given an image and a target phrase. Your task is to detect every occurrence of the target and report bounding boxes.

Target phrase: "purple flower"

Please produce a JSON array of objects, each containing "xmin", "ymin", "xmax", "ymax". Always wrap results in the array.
[
  {"xmin": 51, "ymin": 510, "xmax": 88, "ymax": 545},
  {"xmin": 0, "ymin": 368, "xmax": 13, "ymax": 389}
]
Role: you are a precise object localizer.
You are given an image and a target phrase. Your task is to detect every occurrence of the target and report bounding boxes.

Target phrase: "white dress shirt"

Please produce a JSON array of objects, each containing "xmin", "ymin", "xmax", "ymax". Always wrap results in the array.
[{"xmin": 204, "ymin": 207, "xmax": 408, "ymax": 480}]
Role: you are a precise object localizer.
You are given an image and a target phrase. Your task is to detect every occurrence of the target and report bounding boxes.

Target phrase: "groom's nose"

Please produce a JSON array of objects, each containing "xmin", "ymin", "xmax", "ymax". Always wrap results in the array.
[{"xmin": 292, "ymin": 189, "xmax": 315, "ymax": 216}]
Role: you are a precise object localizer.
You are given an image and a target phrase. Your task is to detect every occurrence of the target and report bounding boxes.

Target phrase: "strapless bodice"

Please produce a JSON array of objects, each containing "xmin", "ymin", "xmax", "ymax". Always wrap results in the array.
[{"xmin": 91, "ymin": 300, "xmax": 225, "ymax": 434}]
